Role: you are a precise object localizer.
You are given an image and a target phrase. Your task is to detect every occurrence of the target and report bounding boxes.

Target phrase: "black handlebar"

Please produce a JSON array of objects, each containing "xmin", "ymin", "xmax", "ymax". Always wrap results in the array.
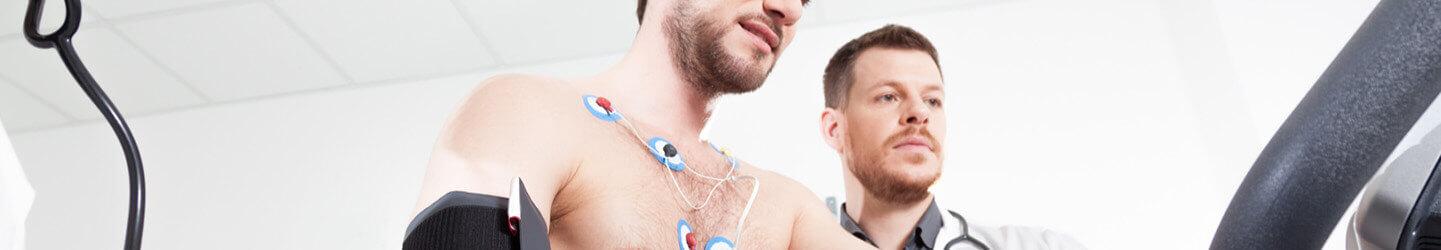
[
  {"xmin": 23, "ymin": 0, "xmax": 147, "ymax": 249},
  {"xmin": 1211, "ymin": 0, "xmax": 1441, "ymax": 248}
]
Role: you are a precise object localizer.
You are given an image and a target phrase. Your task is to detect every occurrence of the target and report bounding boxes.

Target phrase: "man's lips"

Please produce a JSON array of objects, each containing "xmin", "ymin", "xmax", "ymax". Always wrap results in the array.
[
  {"xmin": 892, "ymin": 137, "xmax": 934, "ymax": 151},
  {"xmin": 739, "ymin": 19, "xmax": 779, "ymax": 52}
]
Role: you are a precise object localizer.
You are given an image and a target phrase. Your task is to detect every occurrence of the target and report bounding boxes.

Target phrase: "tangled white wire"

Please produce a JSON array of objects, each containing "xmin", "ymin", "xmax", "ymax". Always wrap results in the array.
[{"xmin": 613, "ymin": 113, "xmax": 761, "ymax": 245}]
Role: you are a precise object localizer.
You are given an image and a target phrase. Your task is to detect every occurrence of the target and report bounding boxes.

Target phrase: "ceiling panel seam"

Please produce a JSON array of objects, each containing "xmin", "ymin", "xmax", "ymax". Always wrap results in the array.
[
  {"xmin": 0, "ymin": 73, "xmax": 78, "ymax": 121},
  {"xmin": 7, "ymin": 52, "xmax": 627, "ymax": 135},
  {"xmin": 86, "ymin": 16, "xmax": 216, "ymax": 102},
  {"xmin": 447, "ymin": 0, "xmax": 509, "ymax": 67},
  {"xmin": 261, "ymin": 0, "xmax": 358, "ymax": 85},
  {"xmin": 102, "ymin": 0, "xmax": 259, "ymax": 25}
]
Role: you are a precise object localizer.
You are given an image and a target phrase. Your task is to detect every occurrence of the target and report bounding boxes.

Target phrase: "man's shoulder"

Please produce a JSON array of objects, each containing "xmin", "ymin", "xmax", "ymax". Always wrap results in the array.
[
  {"xmin": 469, "ymin": 74, "xmax": 578, "ymax": 107},
  {"xmin": 454, "ymin": 74, "xmax": 588, "ymax": 129},
  {"xmin": 443, "ymin": 74, "xmax": 594, "ymax": 156},
  {"xmin": 742, "ymin": 163, "xmax": 836, "ymax": 215},
  {"xmin": 743, "ymin": 164, "xmax": 815, "ymax": 200},
  {"xmin": 416, "ymin": 74, "xmax": 589, "ymax": 218}
]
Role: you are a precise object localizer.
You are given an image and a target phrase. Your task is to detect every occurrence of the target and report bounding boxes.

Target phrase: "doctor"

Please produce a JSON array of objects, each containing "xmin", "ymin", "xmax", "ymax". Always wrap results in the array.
[{"xmin": 818, "ymin": 24, "xmax": 1085, "ymax": 250}]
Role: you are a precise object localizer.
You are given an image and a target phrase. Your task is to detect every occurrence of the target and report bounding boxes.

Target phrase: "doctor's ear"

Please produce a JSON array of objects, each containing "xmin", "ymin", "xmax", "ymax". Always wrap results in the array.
[{"xmin": 820, "ymin": 108, "xmax": 844, "ymax": 152}]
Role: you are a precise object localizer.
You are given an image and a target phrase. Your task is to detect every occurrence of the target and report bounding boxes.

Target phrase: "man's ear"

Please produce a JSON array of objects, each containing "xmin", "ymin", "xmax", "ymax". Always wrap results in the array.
[{"xmin": 821, "ymin": 108, "xmax": 844, "ymax": 152}]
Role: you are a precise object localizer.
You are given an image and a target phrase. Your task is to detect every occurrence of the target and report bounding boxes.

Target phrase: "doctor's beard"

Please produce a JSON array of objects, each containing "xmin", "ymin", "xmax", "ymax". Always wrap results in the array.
[{"xmin": 847, "ymin": 129, "xmax": 941, "ymax": 204}]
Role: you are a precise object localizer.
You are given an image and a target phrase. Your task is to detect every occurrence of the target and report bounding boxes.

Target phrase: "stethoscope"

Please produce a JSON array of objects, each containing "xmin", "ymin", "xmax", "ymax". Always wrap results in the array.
[
  {"xmin": 23, "ymin": 0, "xmax": 148, "ymax": 249},
  {"xmin": 943, "ymin": 210, "xmax": 991, "ymax": 250}
]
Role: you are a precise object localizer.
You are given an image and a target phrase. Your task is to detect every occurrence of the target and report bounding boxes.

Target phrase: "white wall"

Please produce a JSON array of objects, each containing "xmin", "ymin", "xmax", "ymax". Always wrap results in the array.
[
  {"xmin": 712, "ymin": 0, "xmax": 1379, "ymax": 248},
  {"xmin": 3, "ymin": 0, "xmax": 1386, "ymax": 249}
]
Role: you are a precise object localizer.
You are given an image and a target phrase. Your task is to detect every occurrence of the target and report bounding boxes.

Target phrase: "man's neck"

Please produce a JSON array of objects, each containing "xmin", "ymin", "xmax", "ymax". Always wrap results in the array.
[
  {"xmin": 847, "ymin": 193, "xmax": 934, "ymax": 250},
  {"xmin": 584, "ymin": 29, "xmax": 712, "ymax": 137}
]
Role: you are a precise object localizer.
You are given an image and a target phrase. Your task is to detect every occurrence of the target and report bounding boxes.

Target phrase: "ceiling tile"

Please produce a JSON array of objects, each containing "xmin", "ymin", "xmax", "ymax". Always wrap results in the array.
[
  {"xmin": 0, "ymin": 27, "xmax": 202, "ymax": 123},
  {"xmin": 0, "ymin": 36, "xmax": 104, "ymax": 120},
  {"xmin": 85, "ymin": 0, "xmax": 233, "ymax": 19},
  {"xmin": 115, "ymin": 2, "xmax": 348, "ymax": 101},
  {"xmin": 273, "ymin": 0, "xmax": 497, "ymax": 82},
  {"xmin": 0, "ymin": 80, "xmax": 70, "ymax": 132},
  {"xmin": 0, "ymin": 1, "xmax": 100, "ymax": 38},
  {"xmin": 454, "ymin": 0, "xmax": 636, "ymax": 64},
  {"xmin": 71, "ymin": 26, "xmax": 208, "ymax": 114}
]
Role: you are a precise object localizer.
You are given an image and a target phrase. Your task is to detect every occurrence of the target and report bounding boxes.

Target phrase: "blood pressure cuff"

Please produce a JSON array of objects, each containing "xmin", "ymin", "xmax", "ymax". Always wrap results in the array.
[{"xmin": 403, "ymin": 179, "xmax": 550, "ymax": 250}]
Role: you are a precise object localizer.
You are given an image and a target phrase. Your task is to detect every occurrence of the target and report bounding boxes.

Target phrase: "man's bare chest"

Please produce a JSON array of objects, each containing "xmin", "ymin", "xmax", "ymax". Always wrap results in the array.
[{"xmin": 547, "ymin": 134, "xmax": 770, "ymax": 248}]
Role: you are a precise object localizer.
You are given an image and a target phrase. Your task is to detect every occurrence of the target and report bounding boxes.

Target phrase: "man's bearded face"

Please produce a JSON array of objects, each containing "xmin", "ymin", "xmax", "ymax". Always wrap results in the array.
[{"xmin": 665, "ymin": 0, "xmax": 792, "ymax": 96}]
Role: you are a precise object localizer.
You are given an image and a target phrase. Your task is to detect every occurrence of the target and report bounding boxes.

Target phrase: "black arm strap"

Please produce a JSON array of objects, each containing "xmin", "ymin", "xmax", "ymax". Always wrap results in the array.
[{"xmin": 404, "ymin": 180, "xmax": 550, "ymax": 250}]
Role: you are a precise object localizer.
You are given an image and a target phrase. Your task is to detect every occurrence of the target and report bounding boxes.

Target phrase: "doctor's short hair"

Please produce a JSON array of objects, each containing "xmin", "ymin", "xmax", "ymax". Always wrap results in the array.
[{"xmin": 823, "ymin": 24, "xmax": 940, "ymax": 109}]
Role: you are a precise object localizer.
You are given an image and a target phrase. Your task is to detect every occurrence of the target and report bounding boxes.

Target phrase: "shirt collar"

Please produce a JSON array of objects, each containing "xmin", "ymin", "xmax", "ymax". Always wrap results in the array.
[{"xmin": 839, "ymin": 200, "xmax": 946, "ymax": 249}]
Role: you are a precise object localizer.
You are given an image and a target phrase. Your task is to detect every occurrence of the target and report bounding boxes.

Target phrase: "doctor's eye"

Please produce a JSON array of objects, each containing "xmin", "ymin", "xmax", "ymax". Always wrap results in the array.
[
  {"xmin": 926, "ymin": 98, "xmax": 943, "ymax": 108},
  {"xmin": 877, "ymin": 93, "xmax": 898, "ymax": 103}
]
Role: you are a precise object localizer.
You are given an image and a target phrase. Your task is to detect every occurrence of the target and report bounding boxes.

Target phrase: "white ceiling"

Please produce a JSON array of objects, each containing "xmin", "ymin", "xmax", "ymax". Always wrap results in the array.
[{"xmin": 0, "ymin": 0, "xmax": 986, "ymax": 133}]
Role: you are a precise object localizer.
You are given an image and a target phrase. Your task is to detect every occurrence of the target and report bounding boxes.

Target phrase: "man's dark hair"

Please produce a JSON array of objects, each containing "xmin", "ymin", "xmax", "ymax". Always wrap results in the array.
[
  {"xmin": 637, "ymin": 0, "xmax": 648, "ymax": 24},
  {"xmin": 822, "ymin": 24, "xmax": 940, "ymax": 109}
]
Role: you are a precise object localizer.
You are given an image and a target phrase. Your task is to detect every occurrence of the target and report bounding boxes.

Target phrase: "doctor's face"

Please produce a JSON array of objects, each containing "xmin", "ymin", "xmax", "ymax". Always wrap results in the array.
[{"xmin": 837, "ymin": 48, "xmax": 946, "ymax": 204}]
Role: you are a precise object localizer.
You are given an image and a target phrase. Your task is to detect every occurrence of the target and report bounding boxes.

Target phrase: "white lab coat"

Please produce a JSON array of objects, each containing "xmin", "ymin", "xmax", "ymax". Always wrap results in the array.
[
  {"xmin": 935, "ymin": 199, "xmax": 1087, "ymax": 250},
  {"xmin": 0, "ymin": 119, "xmax": 34, "ymax": 250}
]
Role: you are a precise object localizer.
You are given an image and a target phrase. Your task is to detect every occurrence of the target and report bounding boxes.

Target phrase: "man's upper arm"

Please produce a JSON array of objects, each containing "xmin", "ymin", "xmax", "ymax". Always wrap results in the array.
[{"xmin": 412, "ymin": 75, "xmax": 581, "ymax": 226}]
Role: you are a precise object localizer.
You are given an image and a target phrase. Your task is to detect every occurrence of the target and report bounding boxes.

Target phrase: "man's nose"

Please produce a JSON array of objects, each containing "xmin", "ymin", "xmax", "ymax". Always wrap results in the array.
[{"xmin": 763, "ymin": 0, "xmax": 803, "ymax": 26}]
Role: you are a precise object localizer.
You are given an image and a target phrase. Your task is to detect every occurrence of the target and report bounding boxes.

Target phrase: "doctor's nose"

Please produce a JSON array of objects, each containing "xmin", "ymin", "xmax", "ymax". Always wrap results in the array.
[{"xmin": 902, "ymin": 103, "xmax": 930, "ymax": 125}]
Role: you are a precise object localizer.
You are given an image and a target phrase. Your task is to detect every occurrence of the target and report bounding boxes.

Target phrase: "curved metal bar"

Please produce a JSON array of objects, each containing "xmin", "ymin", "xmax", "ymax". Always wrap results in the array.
[
  {"xmin": 22, "ymin": 0, "xmax": 147, "ymax": 249},
  {"xmin": 22, "ymin": 0, "xmax": 80, "ymax": 48},
  {"xmin": 1211, "ymin": 0, "xmax": 1441, "ymax": 248}
]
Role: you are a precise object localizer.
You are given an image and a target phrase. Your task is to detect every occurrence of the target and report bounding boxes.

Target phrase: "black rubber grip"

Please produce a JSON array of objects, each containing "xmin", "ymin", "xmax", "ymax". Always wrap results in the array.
[{"xmin": 1211, "ymin": 0, "xmax": 1441, "ymax": 248}]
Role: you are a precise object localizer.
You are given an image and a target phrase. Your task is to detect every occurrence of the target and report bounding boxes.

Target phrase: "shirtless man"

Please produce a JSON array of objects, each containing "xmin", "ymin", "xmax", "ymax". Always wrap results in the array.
[{"xmin": 413, "ymin": 0, "xmax": 871, "ymax": 248}]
